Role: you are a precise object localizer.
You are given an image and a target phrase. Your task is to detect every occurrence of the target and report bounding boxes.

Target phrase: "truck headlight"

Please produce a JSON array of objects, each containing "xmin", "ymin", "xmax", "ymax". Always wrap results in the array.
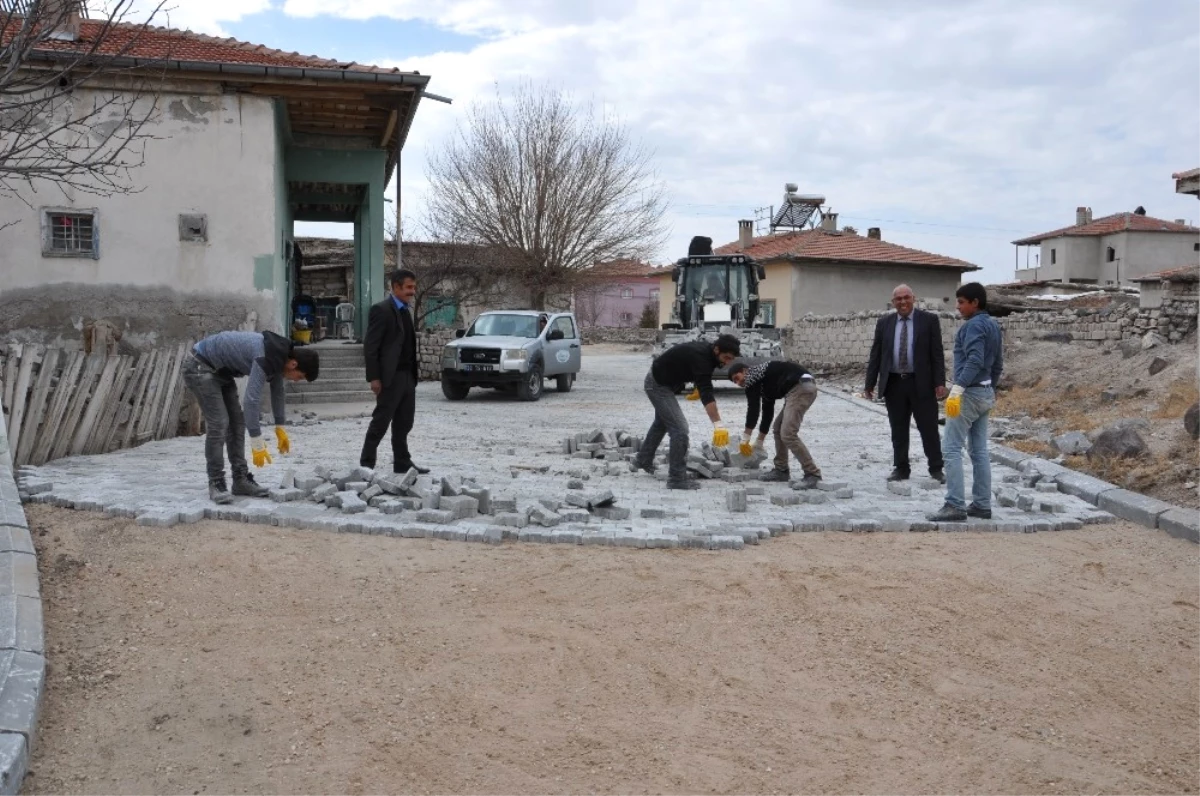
[
  {"xmin": 503, "ymin": 349, "xmax": 528, "ymax": 361},
  {"xmin": 442, "ymin": 345, "xmax": 457, "ymax": 361}
]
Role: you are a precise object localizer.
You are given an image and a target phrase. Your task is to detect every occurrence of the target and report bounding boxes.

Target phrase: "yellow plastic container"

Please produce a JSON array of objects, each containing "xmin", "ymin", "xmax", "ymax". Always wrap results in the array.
[{"xmin": 292, "ymin": 329, "xmax": 312, "ymax": 344}]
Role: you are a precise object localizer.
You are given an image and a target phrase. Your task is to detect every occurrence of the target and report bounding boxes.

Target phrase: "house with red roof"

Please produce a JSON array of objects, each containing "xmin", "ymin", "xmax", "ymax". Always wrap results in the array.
[
  {"xmin": 654, "ymin": 218, "xmax": 979, "ymax": 327},
  {"xmin": 0, "ymin": 1, "xmax": 436, "ymax": 343},
  {"xmin": 1011, "ymin": 207, "xmax": 1198, "ymax": 286}
]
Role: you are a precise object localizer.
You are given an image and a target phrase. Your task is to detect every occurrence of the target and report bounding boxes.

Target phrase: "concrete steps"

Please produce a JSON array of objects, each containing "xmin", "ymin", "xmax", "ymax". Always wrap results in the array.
[{"xmin": 287, "ymin": 343, "xmax": 370, "ymax": 404}]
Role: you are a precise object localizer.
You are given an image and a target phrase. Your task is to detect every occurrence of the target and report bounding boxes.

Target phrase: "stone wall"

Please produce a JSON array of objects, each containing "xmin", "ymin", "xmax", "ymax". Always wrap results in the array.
[
  {"xmin": 580, "ymin": 327, "xmax": 660, "ymax": 346},
  {"xmin": 417, "ymin": 328, "xmax": 460, "ymax": 381},
  {"xmin": 783, "ymin": 302, "xmax": 1198, "ymax": 370}
]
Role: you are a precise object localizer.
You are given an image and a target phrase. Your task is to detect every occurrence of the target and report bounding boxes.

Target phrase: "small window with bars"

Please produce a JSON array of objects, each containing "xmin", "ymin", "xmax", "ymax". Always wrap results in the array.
[{"xmin": 42, "ymin": 209, "xmax": 98, "ymax": 258}]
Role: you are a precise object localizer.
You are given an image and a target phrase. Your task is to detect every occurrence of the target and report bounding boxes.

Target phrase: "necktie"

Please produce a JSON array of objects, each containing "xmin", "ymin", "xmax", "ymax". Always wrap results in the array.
[{"xmin": 898, "ymin": 317, "xmax": 910, "ymax": 373}]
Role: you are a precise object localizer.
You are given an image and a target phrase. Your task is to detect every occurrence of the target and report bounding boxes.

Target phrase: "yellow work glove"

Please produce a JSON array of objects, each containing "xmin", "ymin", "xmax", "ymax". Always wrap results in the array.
[
  {"xmin": 712, "ymin": 424, "xmax": 729, "ymax": 448},
  {"xmin": 945, "ymin": 384, "xmax": 965, "ymax": 418},
  {"xmin": 250, "ymin": 436, "xmax": 273, "ymax": 468},
  {"xmin": 739, "ymin": 441, "xmax": 753, "ymax": 457},
  {"xmin": 275, "ymin": 426, "xmax": 291, "ymax": 455},
  {"xmin": 686, "ymin": 388, "xmax": 700, "ymax": 401}
]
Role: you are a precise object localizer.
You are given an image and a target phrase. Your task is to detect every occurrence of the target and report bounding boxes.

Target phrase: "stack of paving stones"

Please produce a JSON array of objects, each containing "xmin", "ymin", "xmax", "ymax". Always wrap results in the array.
[{"xmin": 0, "ymin": 418, "xmax": 43, "ymax": 796}]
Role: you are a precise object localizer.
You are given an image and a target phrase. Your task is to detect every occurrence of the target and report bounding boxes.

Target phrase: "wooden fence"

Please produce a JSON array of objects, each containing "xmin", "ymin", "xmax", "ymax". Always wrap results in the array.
[{"xmin": 0, "ymin": 343, "xmax": 192, "ymax": 467}]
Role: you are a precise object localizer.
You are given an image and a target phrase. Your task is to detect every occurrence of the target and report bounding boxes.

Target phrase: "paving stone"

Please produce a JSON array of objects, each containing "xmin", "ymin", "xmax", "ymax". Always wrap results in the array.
[
  {"xmin": 1035, "ymin": 482, "xmax": 1060, "ymax": 494},
  {"xmin": 770, "ymin": 493, "xmax": 802, "ymax": 507},
  {"xmin": 802, "ymin": 491, "xmax": 829, "ymax": 504},
  {"xmin": 461, "ymin": 487, "xmax": 491, "ymax": 514},
  {"xmin": 374, "ymin": 475, "xmax": 405, "ymax": 495},
  {"xmin": 177, "ymin": 505, "xmax": 207, "ymax": 524},
  {"xmin": 529, "ymin": 506, "xmax": 562, "ymax": 527},
  {"xmin": 0, "ymin": 596, "xmax": 43, "ymax": 654},
  {"xmin": 295, "ymin": 475, "xmax": 325, "ymax": 492},
  {"xmin": 564, "ymin": 493, "xmax": 591, "ymax": 509},
  {"xmin": 310, "ymin": 483, "xmax": 337, "ymax": 501},
  {"xmin": 350, "ymin": 466, "xmax": 375, "ymax": 482},
  {"xmin": 1158, "ymin": 508, "xmax": 1200, "ymax": 544},
  {"xmin": 1097, "ymin": 489, "xmax": 1175, "ymax": 529},
  {"xmin": 0, "ymin": 554, "xmax": 38, "ymax": 600},
  {"xmin": 440, "ymin": 495, "xmax": 480, "ymax": 520},
  {"xmin": 726, "ymin": 489, "xmax": 748, "ymax": 512},
  {"xmin": 834, "ymin": 488, "xmax": 854, "ymax": 499},
  {"xmin": 494, "ymin": 512, "xmax": 529, "ymax": 528},
  {"xmin": 1038, "ymin": 500, "xmax": 1068, "ymax": 514},
  {"xmin": 269, "ymin": 488, "xmax": 304, "ymax": 503},
  {"xmin": 441, "ymin": 475, "xmax": 463, "ymax": 496},
  {"xmin": 0, "ymin": 528, "xmax": 33, "ymax": 557},
  {"xmin": 359, "ymin": 484, "xmax": 383, "ymax": 502},
  {"xmin": 990, "ymin": 445, "xmax": 1032, "ymax": 469},
  {"xmin": 0, "ymin": 650, "xmax": 44, "ymax": 743},
  {"xmin": 279, "ymin": 469, "xmax": 296, "ymax": 489},
  {"xmin": 135, "ymin": 510, "xmax": 179, "ymax": 527},
  {"xmin": 339, "ymin": 493, "xmax": 367, "ymax": 514},
  {"xmin": 416, "ymin": 509, "xmax": 454, "ymax": 524},
  {"xmin": 559, "ymin": 509, "xmax": 590, "ymax": 524},
  {"xmin": 0, "ymin": 730, "xmax": 29, "ymax": 796},
  {"xmin": 709, "ymin": 535, "xmax": 745, "ymax": 550},
  {"xmin": 344, "ymin": 481, "xmax": 370, "ymax": 494},
  {"xmin": 592, "ymin": 505, "xmax": 631, "ymax": 521},
  {"xmin": 886, "ymin": 481, "xmax": 913, "ymax": 497},
  {"xmin": 1052, "ymin": 471, "xmax": 1118, "ymax": 504},
  {"xmin": 849, "ymin": 520, "xmax": 881, "ymax": 533}
]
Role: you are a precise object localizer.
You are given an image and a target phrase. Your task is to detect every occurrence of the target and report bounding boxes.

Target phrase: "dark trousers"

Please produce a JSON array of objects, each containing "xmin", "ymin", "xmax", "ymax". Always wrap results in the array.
[
  {"xmin": 635, "ymin": 372, "xmax": 689, "ymax": 483},
  {"xmin": 884, "ymin": 375, "xmax": 943, "ymax": 474},
  {"xmin": 182, "ymin": 355, "xmax": 249, "ymax": 483},
  {"xmin": 360, "ymin": 372, "xmax": 416, "ymax": 470}
]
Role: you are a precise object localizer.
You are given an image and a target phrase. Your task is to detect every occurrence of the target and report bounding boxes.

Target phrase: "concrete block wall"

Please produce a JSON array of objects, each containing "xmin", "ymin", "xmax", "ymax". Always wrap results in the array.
[{"xmin": 580, "ymin": 328, "xmax": 660, "ymax": 345}]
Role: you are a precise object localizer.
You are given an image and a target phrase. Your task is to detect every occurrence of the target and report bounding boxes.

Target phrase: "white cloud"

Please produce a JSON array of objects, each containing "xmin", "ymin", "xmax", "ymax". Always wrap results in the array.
[{"xmin": 187, "ymin": 0, "xmax": 1196, "ymax": 284}]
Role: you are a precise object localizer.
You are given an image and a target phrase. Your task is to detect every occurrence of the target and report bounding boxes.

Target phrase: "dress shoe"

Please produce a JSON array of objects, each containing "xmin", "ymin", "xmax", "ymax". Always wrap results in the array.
[
  {"xmin": 798, "ymin": 474, "xmax": 822, "ymax": 490},
  {"xmin": 759, "ymin": 469, "xmax": 790, "ymax": 482},
  {"xmin": 966, "ymin": 504, "xmax": 992, "ymax": 519},
  {"xmin": 231, "ymin": 473, "xmax": 270, "ymax": 497},
  {"xmin": 395, "ymin": 463, "xmax": 430, "ymax": 475},
  {"xmin": 929, "ymin": 469, "xmax": 946, "ymax": 484},
  {"xmin": 629, "ymin": 459, "xmax": 657, "ymax": 475},
  {"xmin": 886, "ymin": 468, "xmax": 910, "ymax": 482},
  {"xmin": 927, "ymin": 504, "xmax": 967, "ymax": 522},
  {"xmin": 666, "ymin": 480, "xmax": 701, "ymax": 490}
]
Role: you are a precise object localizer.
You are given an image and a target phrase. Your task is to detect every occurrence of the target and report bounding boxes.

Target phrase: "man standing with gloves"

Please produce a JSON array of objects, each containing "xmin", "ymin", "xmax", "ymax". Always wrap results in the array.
[
  {"xmin": 730, "ymin": 359, "xmax": 822, "ymax": 489},
  {"xmin": 928, "ymin": 282, "xmax": 1003, "ymax": 522},
  {"xmin": 360, "ymin": 268, "xmax": 429, "ymax": 475},
  {"xmin": 183, "ymin": 330, "xmax": 319, "ymax": 504},
  {"xmin": 631, "ymin": 334, "xmax": 741, "ymax": 490}
]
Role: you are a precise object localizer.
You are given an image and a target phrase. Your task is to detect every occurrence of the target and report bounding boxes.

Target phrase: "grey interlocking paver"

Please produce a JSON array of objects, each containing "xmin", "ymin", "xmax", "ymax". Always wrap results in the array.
[
  {"xmin": 0, "ymin": 730, "xmax": 29, "ymax": 795},
  {"xmin": 0, "ymin": 651, "xmax": 43, "ymax": 742}
]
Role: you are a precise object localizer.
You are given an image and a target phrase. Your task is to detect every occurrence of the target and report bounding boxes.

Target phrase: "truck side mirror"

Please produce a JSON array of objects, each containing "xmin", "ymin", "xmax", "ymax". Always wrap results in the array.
[
  {"xmin": 756, "ymin": 264, "xmax": 766, "ymax": 279},
  {"xmin": 671, "ymin": 267, "xmax": 680, "ymax": 283},
  {"xmin": 548, "ymin": 329, "xmax": 565, "ymax": 341},
  {"xmin": 455, "ymin": 329, "xmax": 466, "ymax": 338}
]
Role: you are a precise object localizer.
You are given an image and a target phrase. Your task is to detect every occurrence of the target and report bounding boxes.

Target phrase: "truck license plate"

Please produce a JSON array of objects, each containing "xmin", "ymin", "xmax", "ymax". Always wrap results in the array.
[{"xmin": 463, "ymin": 364, "xmax": 494, "ymax": 372}]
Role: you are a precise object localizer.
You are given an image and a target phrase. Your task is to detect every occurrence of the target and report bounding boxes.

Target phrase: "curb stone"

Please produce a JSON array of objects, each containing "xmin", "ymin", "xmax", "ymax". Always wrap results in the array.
[{"xmin": 0, "ymin": 413, "xmax": 42, "ymax": 796}]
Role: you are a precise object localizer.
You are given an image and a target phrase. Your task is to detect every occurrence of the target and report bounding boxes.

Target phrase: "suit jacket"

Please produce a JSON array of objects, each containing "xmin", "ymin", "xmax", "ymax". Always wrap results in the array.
[
  {"xmin": 363, "ymin": 297, "xmax": 419, "ymax": 388},
  {"xmin": 865, "ymin": 308, "xmax": 946, "ymax": 398}
]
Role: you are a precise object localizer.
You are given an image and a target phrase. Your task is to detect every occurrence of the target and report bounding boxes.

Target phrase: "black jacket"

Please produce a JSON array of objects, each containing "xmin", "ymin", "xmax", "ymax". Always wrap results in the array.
[
  {"xmin": 651, "ymin": 340, "xmax": 720, "ymax": 405},
  {"xmin": 744, "ymin": 360, "xmax": 812, "ymax": 434},
  {"xmin": 364, "ymin": 297, "xmax": 419, "ymax": 388},
  {"xmin": 865, "ymin": 308, "xmax": 946, "ymax": 398}
]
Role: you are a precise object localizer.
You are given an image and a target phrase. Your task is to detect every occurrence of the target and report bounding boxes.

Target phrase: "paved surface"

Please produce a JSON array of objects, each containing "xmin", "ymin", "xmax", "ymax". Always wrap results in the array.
[{"xmin": 16, "ymin": 352, "xmax": 1123, "ymax": 546}]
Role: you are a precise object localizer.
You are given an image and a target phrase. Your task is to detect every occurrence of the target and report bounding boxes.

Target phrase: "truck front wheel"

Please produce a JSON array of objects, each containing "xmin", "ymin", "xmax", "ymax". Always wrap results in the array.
[
  {"xmin": 518, "ymin": 363, "xmax": 544, "ymax": 401},
  {"xmin": 442, "ymin": 379, "xmax": 470, "ymax": 401}
]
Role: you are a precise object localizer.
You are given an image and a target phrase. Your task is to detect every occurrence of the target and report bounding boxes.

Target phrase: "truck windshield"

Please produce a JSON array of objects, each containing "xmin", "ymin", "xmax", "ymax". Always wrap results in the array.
[{"xmin": 468, "ymin": 314, "xmax": 538, "ymax": 338}]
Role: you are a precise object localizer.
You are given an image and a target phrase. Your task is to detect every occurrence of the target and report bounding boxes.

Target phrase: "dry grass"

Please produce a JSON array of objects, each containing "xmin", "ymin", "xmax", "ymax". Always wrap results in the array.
[
  {"xmin": 1005, "ymin": 438, "xmax": 1047, "ymax": 455},
  {"xmin": 1153, "ymin": 378, "xmax": 1200, "ymax": 420}
]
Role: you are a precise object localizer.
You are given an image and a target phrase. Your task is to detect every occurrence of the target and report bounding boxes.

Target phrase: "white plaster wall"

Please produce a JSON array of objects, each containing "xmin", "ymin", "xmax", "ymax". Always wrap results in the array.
[
  {"xmin": 789, "ymin": 263, "xmax": 963, "ymax": 316},
  {"xmin": 1123, "ymin": 232, "xmax": 1200, "ymax": 283},
  {"xmin": 0, "ymin": 86, "xmax": 280, "ymax": 319}
]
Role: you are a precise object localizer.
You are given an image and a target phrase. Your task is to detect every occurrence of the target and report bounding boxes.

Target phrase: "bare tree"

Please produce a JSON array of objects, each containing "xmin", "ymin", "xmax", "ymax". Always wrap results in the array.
[
  {"xmin": 1, "ymin": 0, "xmax": 166, "ymax": 205},
  {"xmin": 386, "ymin": 216, "xmax": 511, "ymax": 330},
  {"xmin": 425, "ymin": 81, "xmax": 669, "ymax": 310},
  {"xmin": 571, "ymin": 280, "xmax": 610, "ymax": 328}
]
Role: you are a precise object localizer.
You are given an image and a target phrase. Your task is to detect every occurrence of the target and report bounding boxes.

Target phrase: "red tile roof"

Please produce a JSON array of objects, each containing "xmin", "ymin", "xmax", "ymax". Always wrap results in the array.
[
  {"xmin": 1012, "ymin": 212, "xmax": 1199, "ymax": 245},
  {"xmin": 16, "ymin": 19, "xmax": 409, "ymax": 74},
  {"xmin": 712, "ymin": 229, "xmax": 978, "ymax": 270},
  {"xmin": 582, "ymin": 259, "xmax": 663, "ymax": 280},
  {"xmin": 1130, "ymin": 264, "xmax": 1200, "ymax": 283}
]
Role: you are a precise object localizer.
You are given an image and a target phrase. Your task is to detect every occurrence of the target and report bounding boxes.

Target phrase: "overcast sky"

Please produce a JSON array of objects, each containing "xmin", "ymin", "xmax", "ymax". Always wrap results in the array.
[{"xmin": 164, "ymin": 0, "xmax": 1199, "ymax": 286}]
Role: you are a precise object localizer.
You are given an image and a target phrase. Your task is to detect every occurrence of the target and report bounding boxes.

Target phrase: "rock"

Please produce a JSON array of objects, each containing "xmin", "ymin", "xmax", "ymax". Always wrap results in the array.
[
  {"xmin": 1100, "ymin": 389, "xmax": 1118, "ymax": 403},
  {"xmin": 1051, "ymin": 431, "xmax": 1092, "ymax": 456},
  {"xmin": 1186, "ymin": 402, "xmax": 1199, "ymax": 441},
  {"xmin": 1141, "ymin": 331, "xmax": 1164, "ymax": 350},
  {"xmin": 1118, "ymin": 339, "xmax": 1142, "ymax": 359},
  {"xmin": 1149, "ymin": 356, "xmax": 1170, "ymax": 376},
  {"xmin": 1087, "ymin": 426, "xmax": 1149, "ymax": 460}
]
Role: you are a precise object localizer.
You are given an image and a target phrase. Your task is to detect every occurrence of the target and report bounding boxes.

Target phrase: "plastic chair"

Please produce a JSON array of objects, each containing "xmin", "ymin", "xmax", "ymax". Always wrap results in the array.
[{"xmin": 334, "ymin": 302, "xmax": 355, "ymax": 339}]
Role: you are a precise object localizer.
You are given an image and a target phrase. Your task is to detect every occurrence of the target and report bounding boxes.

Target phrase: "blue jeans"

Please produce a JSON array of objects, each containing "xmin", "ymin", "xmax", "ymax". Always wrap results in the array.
[{"xmin": 941, "ymin": 386, "xmax": 995, "ymax": 510}]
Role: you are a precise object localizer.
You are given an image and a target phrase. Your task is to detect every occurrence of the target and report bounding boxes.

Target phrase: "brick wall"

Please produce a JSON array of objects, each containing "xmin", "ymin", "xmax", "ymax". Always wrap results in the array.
[{"xmin": 416, "ymin": 328, "xmax": 460, "ymax": 381}]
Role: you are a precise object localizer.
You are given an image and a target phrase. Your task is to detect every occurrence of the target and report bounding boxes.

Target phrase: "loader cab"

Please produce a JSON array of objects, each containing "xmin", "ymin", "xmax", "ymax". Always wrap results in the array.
[{"xmin": 669, "ymin": 254, "xmax": 766, "ymax": 330}]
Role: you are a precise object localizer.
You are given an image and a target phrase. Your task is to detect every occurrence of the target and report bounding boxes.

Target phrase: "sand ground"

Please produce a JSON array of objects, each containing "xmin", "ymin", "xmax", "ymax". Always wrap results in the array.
[{"xmin": 26, "ymin": 504, "xmax": 1200, "ymax": 795}]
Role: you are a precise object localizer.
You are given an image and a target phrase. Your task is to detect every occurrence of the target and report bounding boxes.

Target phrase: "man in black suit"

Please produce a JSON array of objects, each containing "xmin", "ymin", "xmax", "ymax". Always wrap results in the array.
[
  {"xmin": 865, "ymin": 284, "xmax": 947, "ymax": 482},
  {"xmin": 360, "ymin": 268, "xmax": 429, "ymax": 474}
]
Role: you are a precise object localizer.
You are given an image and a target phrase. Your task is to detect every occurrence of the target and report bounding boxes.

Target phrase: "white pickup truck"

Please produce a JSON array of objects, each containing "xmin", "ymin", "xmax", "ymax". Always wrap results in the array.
[{"xmin": 439, "ymin": 310, "xmax": 582, "ymax": 401}]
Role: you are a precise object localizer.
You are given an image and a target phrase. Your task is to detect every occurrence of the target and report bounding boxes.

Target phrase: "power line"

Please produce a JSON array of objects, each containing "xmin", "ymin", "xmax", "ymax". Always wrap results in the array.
[{"xmin": 669, "ymin": 201, "xmax": 1030, "ymax": 234}]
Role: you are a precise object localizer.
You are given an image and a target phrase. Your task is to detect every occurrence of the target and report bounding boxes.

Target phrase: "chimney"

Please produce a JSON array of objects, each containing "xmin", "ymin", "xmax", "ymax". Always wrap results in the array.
[
  {"xmin": 737, "ymin": 219, "xmax": 753, "ymax": 251},
  {"xmin": 867, "ymin": 227, "xmax": 881, "ymax": 240},
  {"xmin": 821, "ymin": 212, "xmax": 838, "ymax": 232},
  {"xmin": 1075, "ymin": 206, "xmax": 1092, "ymax": 225},
  {"xmin": 46, "ymin": 0, "xmax": 83, "ymax": 41}
]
